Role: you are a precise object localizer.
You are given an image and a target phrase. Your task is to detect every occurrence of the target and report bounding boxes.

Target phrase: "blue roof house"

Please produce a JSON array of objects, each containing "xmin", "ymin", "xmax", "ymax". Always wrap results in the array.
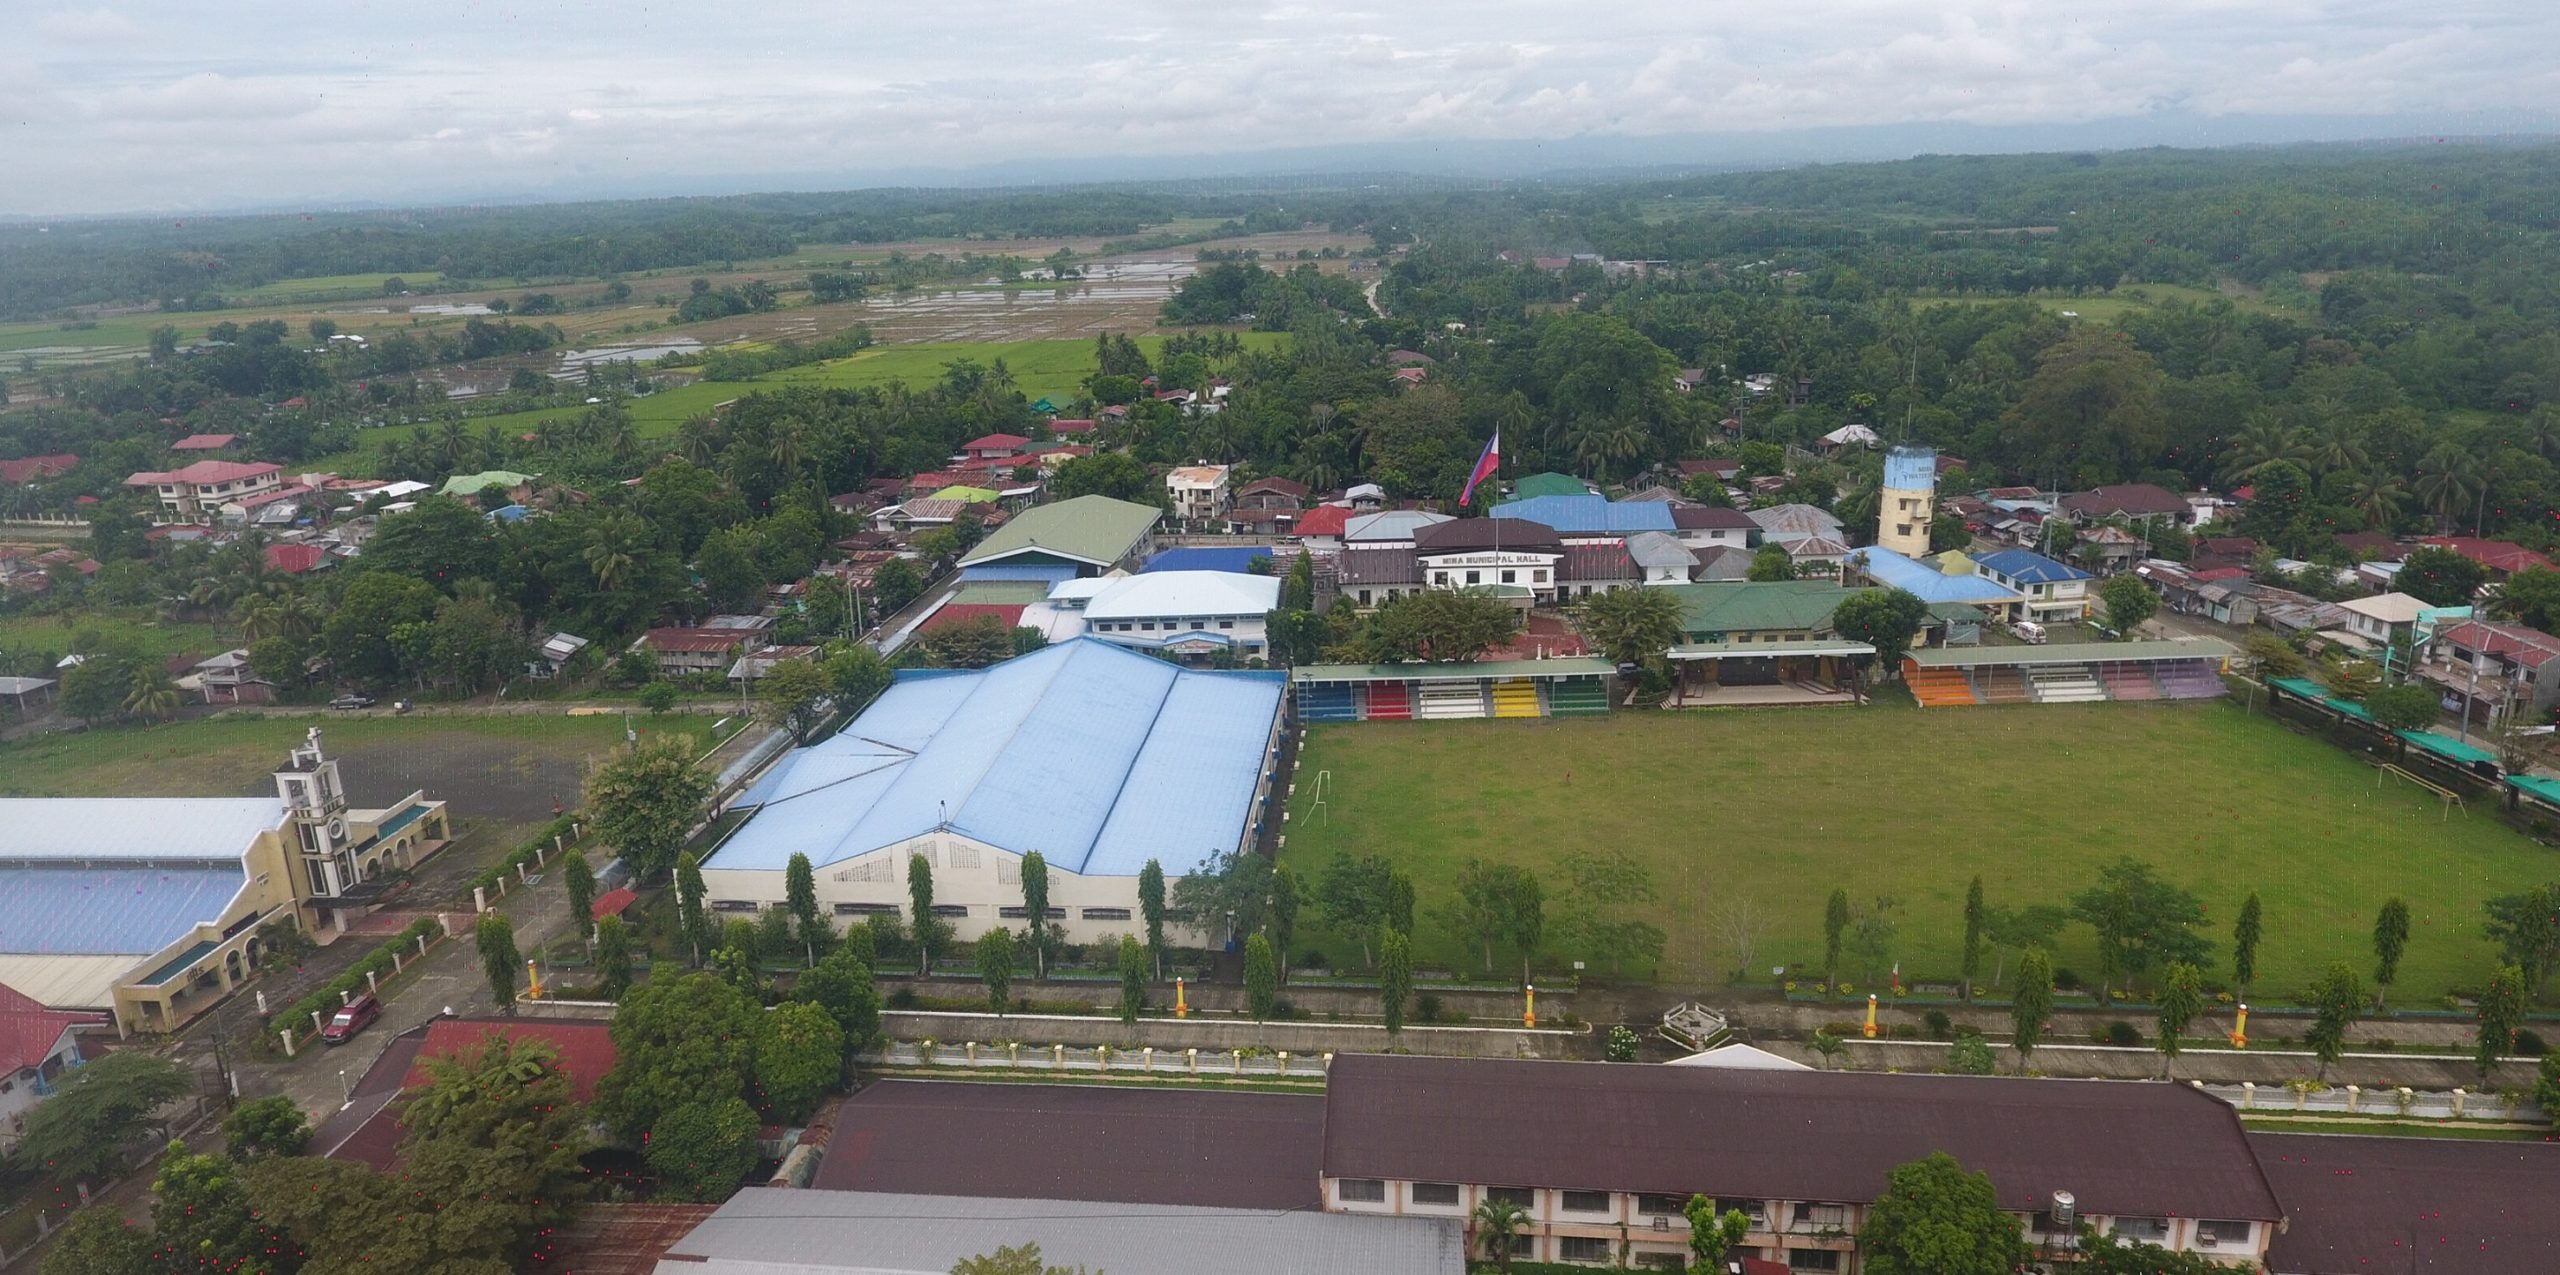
[
  {"xmin": 702, "ymin": 639, "xmax": 1287, "ymax": 945},
  {"xmin": 1971, "ymin": 549, "xmax": 2095, "ymax": 624},
  {"xmin": 1491, "ymin": 495, "xmax": 1675, "ymax": 540},
  {"xmin": 1842, "ymin": 545, "xmax": 2026, "ymax": 614}
]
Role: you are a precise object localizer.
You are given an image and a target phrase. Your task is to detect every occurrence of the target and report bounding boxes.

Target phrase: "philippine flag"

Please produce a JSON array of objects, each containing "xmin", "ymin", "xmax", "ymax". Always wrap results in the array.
[{"xmin": 1458, "ymin": 431, "xmax": 1500, "ymax": 506}]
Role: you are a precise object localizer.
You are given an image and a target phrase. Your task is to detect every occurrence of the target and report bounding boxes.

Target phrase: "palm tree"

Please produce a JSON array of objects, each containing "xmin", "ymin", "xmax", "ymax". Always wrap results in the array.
[
  {"xmin": 2343, "ymin": 468, "xmax": 2407, "ymax": 530},
  {"xmin": 1807, "ymin": 1030, "xmax": 1847, "ymax": 1070},
  {"xmin": 123, "ymin": 664, "xmax": 182, "ymax": 722},
  {"xmin": 2220, "ymin": 414, "xmax": 2309, "ymax": 483},
  {"xmin": 2412, "ymin": 443, "xmax": 2484, "ymax": 531},
  {"xmin": 1471, "ymin": 1198, "xmax": 1530, "ymax": 1273},
  {"xmin": 2304, "ymin": 415, "xmax": 2368, "ymax": 473},
  {"xmin": 677, "ymin": 416, "xmax": 721, "ymax": 465},
  {"xmin": 584, "ymin": 521, "xmax": 641, "ymax": 591},
  {"xmin": 233, "ymin": 594, "xmax": 283, "ymax": 642}
]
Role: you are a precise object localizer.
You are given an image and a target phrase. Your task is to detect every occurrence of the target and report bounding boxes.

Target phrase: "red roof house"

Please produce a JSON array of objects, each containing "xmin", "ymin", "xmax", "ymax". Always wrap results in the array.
[
  {"xmin": 0, "ymin": 982, "xmax": 101, "ymax": 1079},
  {"xmin": 318, "ymin": 1017, "xmax": 617, "ymax": 1171},
  {"xmin": 960, "ymin": 433, "xmax": 1031, "ymax": 458},
  {"xmin": 1048, "ymin": 419, "xmax": 1098, "ymax": 434},
  {"xmin": 262, "ymin": 543, "xmax": 330, "ymax": 575},
  {"xmin": 590, "ymin": 887, "xmax": 639, "ymax": 921},
  {"xmin": 0, "ymin": 454, "xmax": 78, "ymax": 485},
  {"xmin": 2421, "ymin": 537, "xmax": 2554, "ymax": 577},
  {"xmin": 1292, "ymin": 505, "xmax": 1351, "ymax": 539},
  {"xmin": 170, "ymin": 433, "xmax": 242, "ymax": 452}
]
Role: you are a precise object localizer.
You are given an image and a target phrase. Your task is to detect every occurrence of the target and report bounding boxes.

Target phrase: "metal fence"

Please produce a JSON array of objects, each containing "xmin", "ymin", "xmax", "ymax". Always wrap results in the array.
[{"xmin": 876, "ymin": 1039, "xmax": 1328, "ymax": 1080}]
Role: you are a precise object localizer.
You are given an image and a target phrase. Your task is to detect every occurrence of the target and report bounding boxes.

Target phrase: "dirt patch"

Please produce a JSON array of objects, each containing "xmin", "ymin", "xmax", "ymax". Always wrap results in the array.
[{"xmin": 307, "ymin": 730, "xmax": 609, "ymax": 826}]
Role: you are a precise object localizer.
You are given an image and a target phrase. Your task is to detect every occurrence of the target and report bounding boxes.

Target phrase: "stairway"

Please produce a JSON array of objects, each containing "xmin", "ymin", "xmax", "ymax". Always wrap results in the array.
[
  {"xmin": 1908, "ymin": 666, "xmax": 1981, "ymax": 708},
  {"xmin": 1363, "ymin": 681, "xmax": 1412, "ymax": 721},
  {"xmin": 2028, "ymin": 664, "xmax": 2106, "ymax": 703},
  {"xmin": 1490, "ymin": 679, "xmax": 1542, "ymax": 719}
]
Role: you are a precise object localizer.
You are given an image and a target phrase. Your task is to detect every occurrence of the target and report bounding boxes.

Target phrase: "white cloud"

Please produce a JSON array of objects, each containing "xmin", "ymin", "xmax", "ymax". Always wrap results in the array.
[{"xmin": 5, "ymin": 0, "xmax": 2557, "ymax": 213}]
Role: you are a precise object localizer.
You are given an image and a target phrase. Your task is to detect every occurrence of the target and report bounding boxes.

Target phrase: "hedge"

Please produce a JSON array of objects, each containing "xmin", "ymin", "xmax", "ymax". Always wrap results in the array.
[
  {"xmin": 276, "ymin": 915, "xmax": 445, "ymax": 1045},
  {"xmin": 464, "ymin": 813, "xmax": 585, "ymax": 895}
]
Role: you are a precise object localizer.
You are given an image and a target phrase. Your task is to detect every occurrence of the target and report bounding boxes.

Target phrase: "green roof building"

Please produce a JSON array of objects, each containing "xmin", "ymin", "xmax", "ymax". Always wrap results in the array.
[
  {"xmin": 1660, "ymin": 580, "xmax": 1853, "ymax": 641},
  {"xmin": 958, "ymin": 494, "xmax": 1162, "ymax": 575},
  {"xmin": 1510, "ymin": 471, "xmax": 1594, "ymax": 501}
]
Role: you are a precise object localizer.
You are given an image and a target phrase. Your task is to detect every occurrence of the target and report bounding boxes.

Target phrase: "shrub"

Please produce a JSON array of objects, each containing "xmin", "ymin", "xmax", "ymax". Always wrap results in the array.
[
  {"xmin": 1416, "ymin": 993, "xmax": 1443, "ymax": 1024},
  {"xmin": 2052, "ymin": 967, "xmax": 2082, "ymax": 991},
  {"xmin": 1297, "ymin": 949, "xmax": 1330, "ymax": 970},
  {"xmin": 1947, "ymin": 1033, "xmax": 1996, "ymax": 1075},
  {"xmin": 1922, "ymin": 1009, "xmax": 1952, "ymax": 1040},
  {"xmin": 2102, "ymin": 1021, "xmax": 2143, "ymax": 1047},
  {"xmin": 1270, "ymin": 996, "xmax": 1296, "ymax": 1020},
  {"xmin": 2516, "ymin": 1029, "xmax": 2550, "ymax": 1057},
  {"xmin": 1886, "ymin": 1024, "xmax": 1920, "ymax": 1040},
  {"xmin": 1819, "ymin": 1021, "xmax": 1864, "ymax": 1039},
  {"xmin": 887, "ymin": 987, "xmax": 918, "ymax": 1010},
  {"xmin": 1605, "ymin": 1025, "xmax": 1641, "ymax": 1061}
]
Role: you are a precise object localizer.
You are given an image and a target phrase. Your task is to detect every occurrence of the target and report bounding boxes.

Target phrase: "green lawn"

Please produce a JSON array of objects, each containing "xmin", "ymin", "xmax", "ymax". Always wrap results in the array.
[
  {"xmin": 230, "ymin": 271, "xmax": 447, "ymax": 301},
  {"xmin": 0, "ymin": 609, "xmax": 227, "ymax": 665},
  {"xmin": 1911, "ymin": 282, "xmax": 2299, "ymax": 323},
  {"xmin": 0, "ymin": 712, "xmax": 716, "ymax": 802},
  {"xmin": 1279, "ymin": 702, "xmax": 2555, "ymax": 1007}
]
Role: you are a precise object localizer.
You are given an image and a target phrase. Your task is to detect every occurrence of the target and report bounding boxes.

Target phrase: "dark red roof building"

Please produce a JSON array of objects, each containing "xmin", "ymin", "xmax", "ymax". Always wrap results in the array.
[
  {"xmin": 0, "ymin": 454, "xmax": 78, "ymax": 485},
  {"xmin": 263, "ymin": 542, "xmax": 329, "ymax": 575}
]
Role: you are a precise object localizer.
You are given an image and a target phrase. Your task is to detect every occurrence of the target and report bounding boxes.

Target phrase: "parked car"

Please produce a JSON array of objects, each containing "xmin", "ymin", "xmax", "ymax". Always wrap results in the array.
[
  {"xmin": 329, "ymin": 694, "xmax": 377, "ymax": 710},
  {"xmin": 2011, "ymin": 620, "xmax": 2048, "ymax": 644},
  {"xmin": 320, "ymin": 994, "xmax": 383, "ymax": 1044}
]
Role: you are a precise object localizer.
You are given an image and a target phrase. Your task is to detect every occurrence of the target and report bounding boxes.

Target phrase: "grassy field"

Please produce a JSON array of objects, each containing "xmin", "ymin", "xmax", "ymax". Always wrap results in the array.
[
  {"xmin": 1279, "ymin": 702, "xmax": 2554, "ymax": 1006},
  {"xmin": 231, "ymin": 271, "xmax": 448, "ymax": 301},
  {"xmin": 1911, "ymin": 282, "xmax": 2299, "ymax": 323},
  {"xmin": 0, "ymin": 713, "xmax": 719, "ymax": 819},
  {"xmin": 0, "ymin": 609, "xmax": 227, "ymax": 664},
  {"xmin": 312, "ymin": 332, "xmax": 1286, "ymax": 468}
]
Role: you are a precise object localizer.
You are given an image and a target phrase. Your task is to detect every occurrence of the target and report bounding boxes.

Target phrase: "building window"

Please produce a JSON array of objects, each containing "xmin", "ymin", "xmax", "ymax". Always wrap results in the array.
[
  {"xmin": 2194, "ymin": 1221, "xmax": 2252, "ymax": 1249},
  {"xmin": 1558, "ymin": 1237, "xmax": 1611, "ymax": 1263},
  {"xmin": 1337, "ymin": 1179, "xmax": 1385, "ymax": 1204},
  {"xmin": 1218, "ymin": 619, "xmax": 1234, "ymax": 629},
  {"xmin": 948, "ymin": 844, "xmax": 981, "ymax": 870},
  {"xmin": 1357, "ymin": 590, "xmax": 1373, "ymax": 604},
  {"xmin": 1792, "ymin": 1203, "xmax": 1846, "ymax": 1229},
  {"xmin": 1561, "ymin": 1190, "xmax": 1610, "ymax": 1214},
  {"xmin": 1081, "ymin": 907, "xmax": 1133, "ymax": 921},
  {"xmin": 999, "ymin": 906, "xmax": 1067, "ymax": 920},
  {"xmin": 1500, "ymin": 569, "xmax": 1516, "ymax": 584},
  {"xmin": 1486, "ymin": 1186, "xmax": 1535, "ymax": 1208},
  {"xmin": 1534, "ymin": 569, "xmax": 1548, "ymax": 583},
  {"xmin": 1412, "ymin": 1183, "xmax": 1461, "ymax": 1207},
  {"xmin": 1786, "ymin": 1251, "xmax": 1841, "ymax": 1273},
  {"xmin": 711, "ymin": 899, "xmax": 760, "ymax": 912},
  {"xmin": 1636, "ymin": 1194, "xmax": 1689, "ymax": 1217},
  {"xmin": 2109, "ymin": 1217, "xmax": 2170, "ymax": 1244},
  {"xmin": 1716, "ymin": 1199, "xmax": 1767, "ymax": 1225},
  {"xmin": 929, "ymin": 904, "xmax": 969, "ymax": 918},
  {"xmin": 833, "ymin": 902, "xmax": 896, "ymax": 916},
  {"xmin": 1465, "ymin": 570, "xmax": 1481, "ymax": 584},
  {"xmin": 1140, "ymin": 622, "xmax": 1155, "ymax": 631}
]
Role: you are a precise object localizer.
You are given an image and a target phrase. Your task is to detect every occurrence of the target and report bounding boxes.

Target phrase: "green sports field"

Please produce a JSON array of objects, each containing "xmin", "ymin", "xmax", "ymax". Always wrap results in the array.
[{"xmin": 1279, "ymin": 701, "xmax": 2553, "ymax": 1007}]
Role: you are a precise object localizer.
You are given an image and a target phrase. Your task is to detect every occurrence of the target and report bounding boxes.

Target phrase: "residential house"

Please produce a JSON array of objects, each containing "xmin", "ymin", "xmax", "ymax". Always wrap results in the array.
[
  {"xmin": 1235, "ymin": 477, "xmax": 1308, "ymax": 512},
  {"xmin": 1746, "ymin": 503, "xmax": 1845, "ymax": 549},
  {"xmin": 1291, "ymin": 504, "xmax": 1352, "ymax": 549},
  {"xmin": 2058, "ymin": 484, "xmax": 2191, "ymax": 526},
  {"xmin": 959, "ymin": 433, "xmax": 1030, "ymax": 460},
  {"xmin": 1165, "ymin": 465, "xmax": 1234, "ymax": 526},
  {"xmin": 1840, "ymin": 546, "xmax": 2026, "ymax": 616},
  {"xmin": 2420, "ymin": 536, "xmax": 2554, "ymax": 580},
  {"xmin": 0, "ymin": 454, "xmax": 78, "ymax": 486},
  {"xmin": 1670, "ymin": 505, "xmax": 1759, "ymax": 552},
  {"xmin": 636, "ymin": 624, "xmax": 771, "ymax": 677},
  {"xmin": 169, "ymin": 433, "xmax": 243, "ymax": 453},
  {"xmin": 1970, "ymin": 549, "xmax": 2094, "ymax": 625},
  {"xmin": 262, "ymin": 542, "xmax": 330, "ymax": 576},
  {"xmin": 1781, "ymin": 535, "xmax": 1852, "ymax": 577},
  {"xmin": 2070, "ymin": 525, "xmax": 2147, "ymax": 573},
  {"xmin": 191, "ymin": 649, "xmax": 274, "ymax": 705},
  {"xmin": 2420, "ymin": 618, "xmax": 2560, "ymax": 726},
  {"xmin": 0, "ymin": 983, "xmax": 102, "ymax": 1155},
  {"xmin": 1673, "ymin": 368, "xmax": 1708, "ymax": 393},
  {"xmin": 1816, "ymin": 423, "xmax": 1879, "ymax": 454},
  {"xmin": 2336, "ymin": 593, "xmax": 2429, "ymax": 650},
  {"xmin": 1690, "ymin": 544, "xmax": 1754, "ymax": 582},
  {"xmin": 1626, "ymin": 532, "xmax": 1700, "ymax": 585},
  {"xmin": 1048, "ymin": 418, "xmax": 1098, "ymax": 436},
  {"xmin": 528, "ymin": 632, "xmax": 590, "ymax": 678},
  {"xmin": 123, "ymin": 460, "xmax": 284, "ymax": 523}
]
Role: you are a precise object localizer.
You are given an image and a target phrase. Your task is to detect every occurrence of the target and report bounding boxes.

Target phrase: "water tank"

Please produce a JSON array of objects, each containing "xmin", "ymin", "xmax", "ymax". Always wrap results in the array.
[
  {"xmin": 2050, "ymin": 1190, "xmax": 2077, "ymax": 1229},
  {"xmin": 1883, "ymin": 444, "xmax": 1937, "ymax": 492}
]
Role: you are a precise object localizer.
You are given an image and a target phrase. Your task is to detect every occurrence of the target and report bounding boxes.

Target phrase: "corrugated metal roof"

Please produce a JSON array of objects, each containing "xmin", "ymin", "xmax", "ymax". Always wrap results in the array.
[
  {"xmin": 1293, "ymin": 657, "xmax": 1613, "ymax": 682},
  {"xmin": 0, "ymin": 865, "xmax": 248, "ymax": 955},
  {"xmin": 0, "ymin": 955, "xmax": 137, "ymax": 1012},
  {"xmin": 1973, "ymin": 547, "xmax": 2095, "ymax": 584},
  {"xmin": 959, "ymin": 495, "xmax": 1159, "ymax": 568},
  {"xmin": 0, "ymin": 797, "xmax": 282, "ymax": 861},
  {"xmin": 1661, "ymin": 580, "xmax": 1852, "ymax": 636},
  {"xmin": 1083, "ymin": 571, "xmax": 1279, "ymax": 621},
  {"xmin": 2255, "ymin": 1134, "xmax": 2560, "ymax": 1275},
  {"xmin": 1492, "ymin": 494, "xmax": 1675, "ymax": 533},
  {"xmin": 659, "ymin": 1188, "xmax": 1462, "ymax": 1275},
  {"xmin": 1141, "ymin": 547, "xmax": 1273, "ymax": 574},
  {"xmin": 1907, "ymin": 638, "xmax": 2233, "ymax": 667},
  {"xmin": 710, "ymin": 639, "xmax": 1282, "ymax": 876},
  {"xmin": 1846, "ymin": 546, "xmax": 2026, "ymax": 606}
]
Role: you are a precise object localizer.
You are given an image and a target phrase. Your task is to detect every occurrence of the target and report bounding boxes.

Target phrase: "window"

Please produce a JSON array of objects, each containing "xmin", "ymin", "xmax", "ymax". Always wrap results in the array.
[
  {"xmin": 1558, "ymin": 1237, "xmax": 1611, "ymax": 1263},
  {"xmin": 1433, "ymin": 572, "xmax": 1449, "ymax": 586},
  {"xmin": 1336, "ymin": 1178, "xmax": 1385, "ymax": 1203},
  {"xmin": 1358, "ymin": 590, "xmax": 1373, "ymax": 604},
  {"xmin": 1218, "ymin": 619, "xmax": 1234, "ymax": 629},
  {"xmin": 711, "ymin": 899, "xmax": 760, "ymax": 912},
  {"xmin": 1081, "ymin": 907, "xmax": 1133, "ymax": 921},
  {"xmin": 999, "ymin": 906, "xmax": 1067, "ymax": 920},
  {"xmin": 1486, "ymin": 1186, "xmax": 1535, "ymax": 1208},
  {"xmin": 833, "ymin": 902, "xmax": 896, "ymax": 916},
  {"xmin": 1534, "ymin": 569, "xmax": 1548, "ymax": 583},
  {"xmin": 2195, "ymin": 1220, "xmax": 2251, "ymax": 1248},
  {"xmin": 1791, "ymin": 1203, "xmax": 1845, "ymax": 1229},
  {"xmin": 948, "ymin": 844, "xmax": 980, "ymax": 870},
  {"xmin": 1140, "ymin": 621, "xmax": 1156, "ymax": 631},
  {"xmin": 1716, "ymin": 1199, "xmax": 1767, "ymax": 1225},
  {"xmin": 1636, "ymin": 1194, "xmax": 1689, "ymax": 1217},
  {"xmin": 1412, "ymin": 1182, "xmax": 1461, "ymax": 1207},
  {"xmin": 1561, "ymin": 1190, "xmax": 1611, "ymax": 1214},
  {"xmin": 929, "ymin": 904, "xmax": 969, "ymax": 918},
  {"xmin": 1191, "ymin": 621, "xmax": 1206, "ymax": 630},
  {"xmin": 2109, "ymin": 1217, "xmax": 2170, "ymax": 1244},
  {"xmin": 1786, "ymin": 1251, "xmax": 1841, "ymax": 1273},
  {"xmin": 1500, "ymin": 569, "xmax": 1516, "ymax": 584}
]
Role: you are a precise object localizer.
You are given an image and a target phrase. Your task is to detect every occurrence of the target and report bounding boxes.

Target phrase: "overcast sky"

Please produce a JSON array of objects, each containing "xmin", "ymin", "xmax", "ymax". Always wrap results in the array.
[{"xmin": 6, "ymin": 0, "xmax": 2557, "ymax": 215}]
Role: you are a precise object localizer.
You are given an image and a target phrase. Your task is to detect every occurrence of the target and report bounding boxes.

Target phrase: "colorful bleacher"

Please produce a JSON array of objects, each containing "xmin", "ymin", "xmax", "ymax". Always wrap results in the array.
[
  {"xmin": 1902, "ymin": 638, "xmax": 2235, "ymax": 709},
  {"xmin": 1292, "ymin": 658, "xmax": 1617, "ymax": 723}
]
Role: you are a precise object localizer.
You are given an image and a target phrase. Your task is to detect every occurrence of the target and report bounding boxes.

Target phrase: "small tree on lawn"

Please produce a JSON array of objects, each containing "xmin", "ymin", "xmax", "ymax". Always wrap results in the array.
[
  {"xmin": 907, "ymin": 853, "xmax": 936, "ymax": 973},
  {"xmin": 1270, "ymin": 865, "xmax": 1301, "ymax": 982},
  {"xmin": 977, "ymin": 927, "xmax": 1016, "ymax": 1015},
  {"xmin": 1823, "ymin": 888, "xmax": 1851, "ymax": 995},
  {"xmin": 1379, "ymin": 928, "xmax": 1413, "ymax": 1036},
  {"xmin": 1831, "ymin": 586, "xmax": 1930, "ymax": 682},
  {"xmin": 2475, "ymin": 962, "xmax": 2527, "ymax": 1081},
  {"xmin": 1244, "ymin": 932, "xmax": 1278, "ymax": 1023},
  {"xmin": 1137, "ymin": 858, "xmax": 1168, "ymax": 981},
  {"xmin": 1860, "ymin": 1151, "xmax": 2024, "ymax": 1275},
  {"xmin": 584, "ymin": 734, "xmax": 713, "ymax": 881},
  {"xmin": 754, "ymin": 1001, "xmax": 846, "ymax": 1123},
  {"xmin": 594, "ymin": 914, "xmax": 636, "ymax": 1000},
  {"xmin": 1684, "ymin": 1196, "xmax": 1751, "ymax": 1271},
  {"xmin": 786, "ymin": 852, "xmax": 824, "ymax": 967},
  {"xmin": 2012, "ymin": 948, "xmax": 2054, "ymax": 1073},
  {"xmin": 563, "ymin": 850, "xmax": 598, "ymax": 944},
  {"xmin": 1117, "ymin": 935, "xmax": 1147, "ymax": 1027},
  {"xmin": 2155, "ymin": 960, "xmax": 2204, "ymax": 1079},
  {"xmin": 1019, "ymin": 851, "xmax": 1050, "ymax": 978},
  {"xmin": 1960, "ymin": 875, "xmax": 1985, "ymax": 1001},
  {"xmin": 2305, "ymin": 961, "xmax": 2366, "ymax": 1080},
  {"xmin": 2372, "ymin": 897, "xmax": 2410, "ymax": 1009},
  {"xmin": 2232, "ymin": 891, "xmax": 2263, "ymax": 995},
  {"xmin": 2098, "ymin": 573, "xmax": 2159, "ymax": 635},
  {"xmin": 1807, "ymin": 1030, "xmax": 1845, "ymax": 1070},
  {"xmin": 477, "ymin": 913, "xmax": 520, "ymax": 1014},
  {"xmin": 1947, "ymin": 1033, "xmax": 1996, "ymax": 1075},
  {"xmin": 1473, "ymin": 1197, "xmax": 1530, "ymax": 1273}
]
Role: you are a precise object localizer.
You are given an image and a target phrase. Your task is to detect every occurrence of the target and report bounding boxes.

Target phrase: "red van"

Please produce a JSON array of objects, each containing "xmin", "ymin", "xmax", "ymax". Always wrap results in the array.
[{"xmin": 320, "ymin": 994, "xmax": 383, "ymax": 1045}]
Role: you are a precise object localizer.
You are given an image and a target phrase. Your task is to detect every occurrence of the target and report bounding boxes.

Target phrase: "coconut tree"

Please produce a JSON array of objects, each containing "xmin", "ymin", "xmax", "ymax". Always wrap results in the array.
[
  {"xmin": 2220, "ymin": 414, "xmax": 2310, "ymax": 483},
  {"xmin": 2343, "ymin": 468, "xmax": 2408, "ymax": 530},
  {"xmin": 2413, "ymin": 443, "xmax": 2485, "ymax": 532},
  {"xmin": 123, "ymin": 663, "xmax": 182, "ymax": 722},
  {"xmin": 583, "ymin": 517, "xmax": 645, "ymax": 591},
  {"xmin": 1472, "ymin": 1198, "xmax": 1531, "ymax": 1272}
]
